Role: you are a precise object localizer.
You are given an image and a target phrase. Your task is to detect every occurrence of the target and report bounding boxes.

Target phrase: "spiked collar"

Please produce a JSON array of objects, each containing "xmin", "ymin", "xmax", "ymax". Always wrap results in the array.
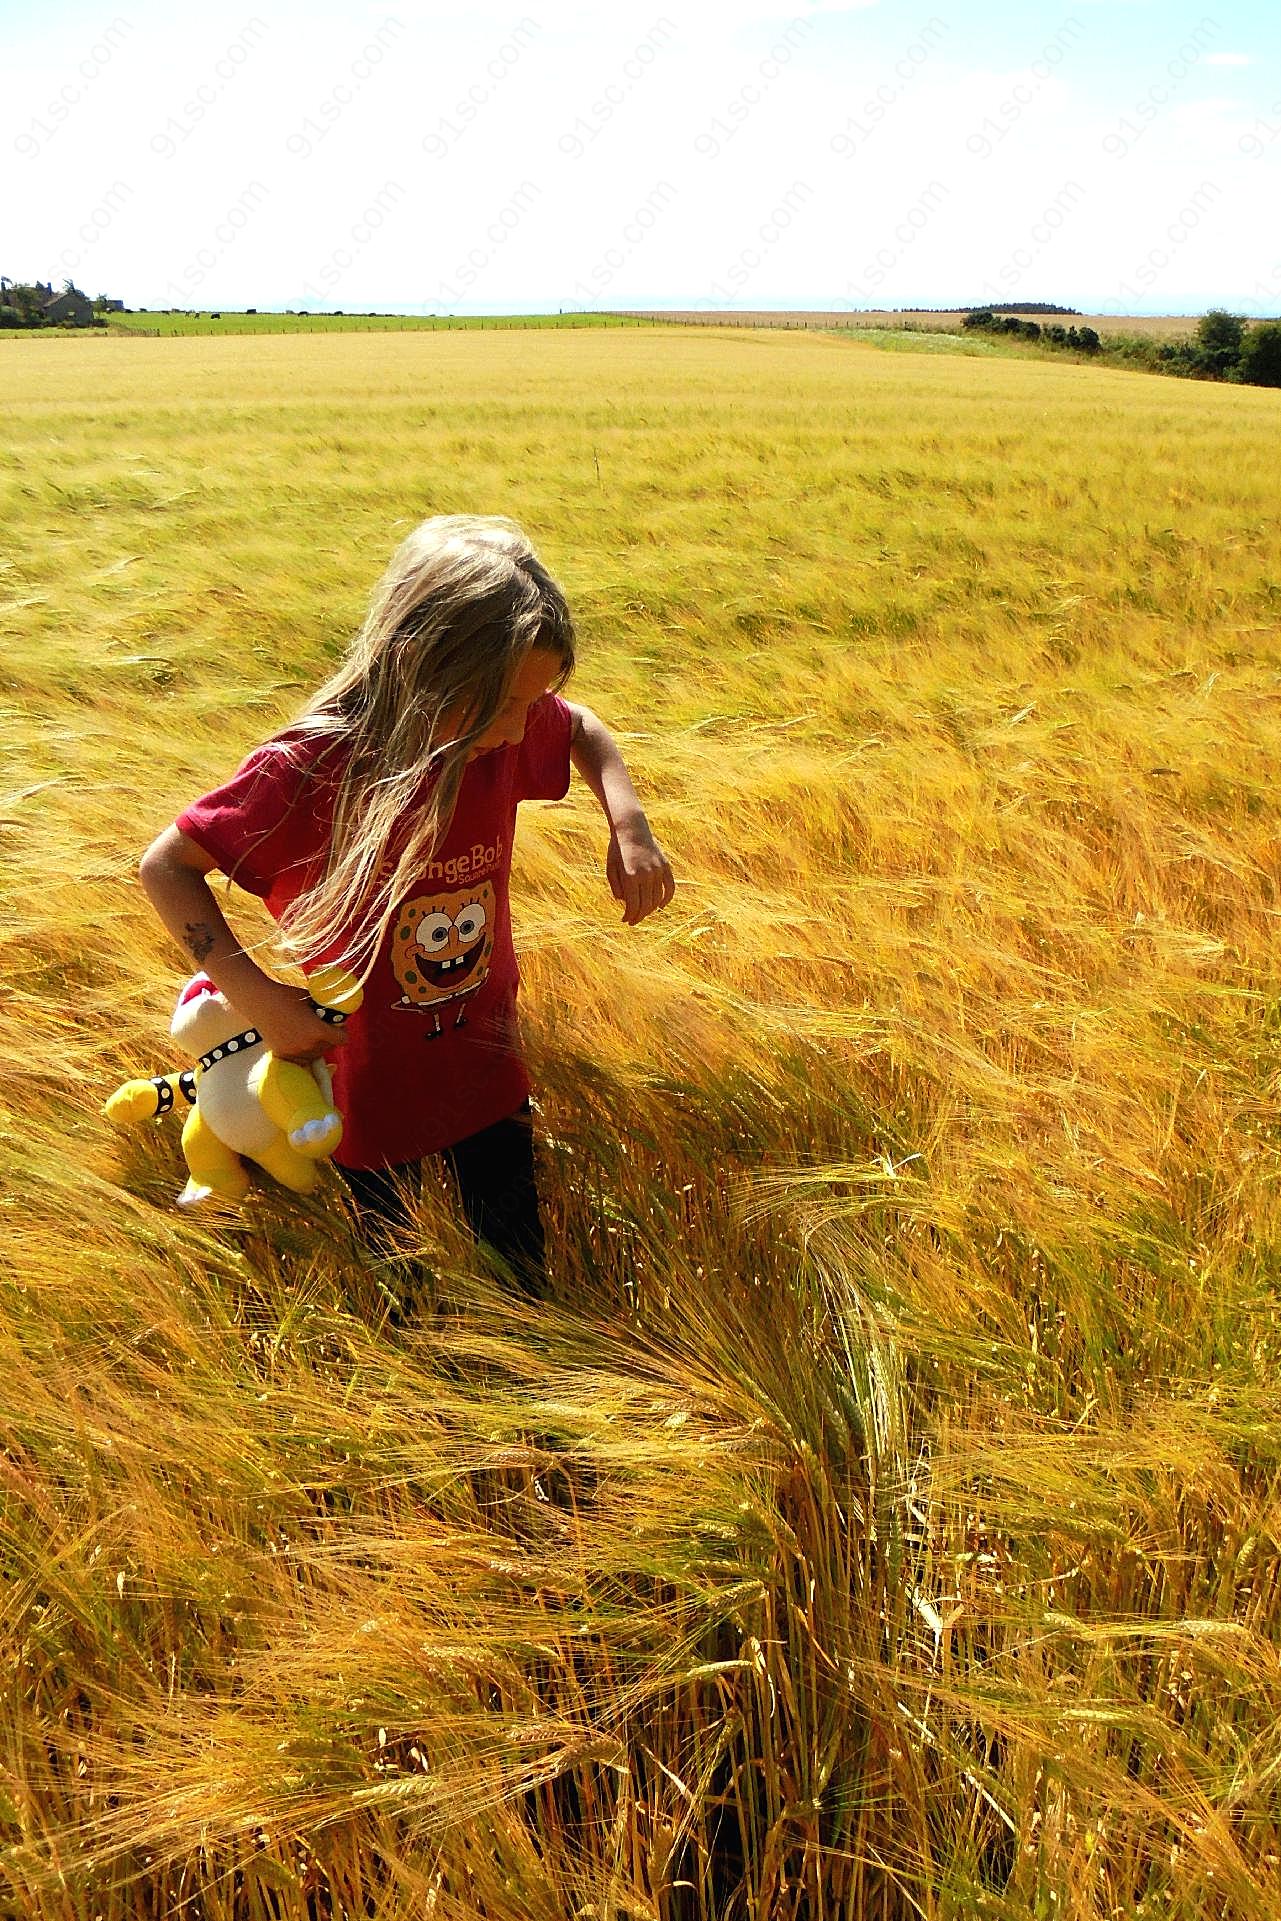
[
  {"xmin": 198, "ymin": 1028, "xmax": 262, "ymax": 1072},
  {"xmin": 195, "ymin": 1002, "xmax": 347, "ymax": 1073}
]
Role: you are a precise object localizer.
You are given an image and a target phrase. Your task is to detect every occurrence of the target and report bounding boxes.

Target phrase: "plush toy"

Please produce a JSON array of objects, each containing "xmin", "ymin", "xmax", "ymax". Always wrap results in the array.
[{"xmin": 104, "ymin": 964, "xmax": 364, "ymax": 1206}]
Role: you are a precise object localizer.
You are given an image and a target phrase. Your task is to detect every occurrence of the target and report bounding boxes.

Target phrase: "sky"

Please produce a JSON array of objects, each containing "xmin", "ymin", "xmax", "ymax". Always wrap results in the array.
[{"xmin": 3, "ymin": 0, "xmax": 1278, "ymax": 315}]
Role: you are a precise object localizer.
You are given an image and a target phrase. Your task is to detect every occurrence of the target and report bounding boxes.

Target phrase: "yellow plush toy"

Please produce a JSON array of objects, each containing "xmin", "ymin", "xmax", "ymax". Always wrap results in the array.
[{"xmin": 104, "ymin": 964, "xmax": 364, "ymax": 1206}]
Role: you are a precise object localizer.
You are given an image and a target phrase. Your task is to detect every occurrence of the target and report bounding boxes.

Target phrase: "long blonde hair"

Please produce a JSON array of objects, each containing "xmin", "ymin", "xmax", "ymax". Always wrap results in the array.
[{"xmin": 253, "ymin": 515, "xmax": 576, "ymax": 984}]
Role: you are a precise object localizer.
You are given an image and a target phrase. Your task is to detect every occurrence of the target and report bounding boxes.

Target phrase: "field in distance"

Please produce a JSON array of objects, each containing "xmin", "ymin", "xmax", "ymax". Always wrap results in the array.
[
  {"xmin": 9, "ymin": 309, "xmax": 1202, "ymax": 341},
  {"xmin": 616, "ymin": 307, "xmax": 1201, "ymax": 339},
  {"xmin": 94, "ymin": 309, "xmax": 654, "ymax": 336}
]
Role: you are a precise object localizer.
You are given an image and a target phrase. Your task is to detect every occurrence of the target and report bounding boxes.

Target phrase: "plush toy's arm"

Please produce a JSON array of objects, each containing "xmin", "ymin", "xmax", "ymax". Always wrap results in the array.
[
  {"xmin": 305, "ymin": 964, "xmax": 364, "ymax": 1019},
  {"xmin": 103, "ymin": 1069, "xmax": 199, "ymax": 1126}
]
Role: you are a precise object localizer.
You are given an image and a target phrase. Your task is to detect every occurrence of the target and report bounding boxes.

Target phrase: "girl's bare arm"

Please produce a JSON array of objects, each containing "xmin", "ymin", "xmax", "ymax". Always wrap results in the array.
[
  {"xmin": 565, "ymin": 705, "xmax": 675, "ymax": 925},
  {"xmin": 138, "ymin": 827, "xmax": 346, "ymax": 1062}
]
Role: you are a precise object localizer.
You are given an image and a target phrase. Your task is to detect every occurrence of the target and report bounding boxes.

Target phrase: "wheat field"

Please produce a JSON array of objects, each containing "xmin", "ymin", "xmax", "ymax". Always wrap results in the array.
[{"xmin": 3, "ymin": 325, "xmax": 1281, "ymax": 1918}]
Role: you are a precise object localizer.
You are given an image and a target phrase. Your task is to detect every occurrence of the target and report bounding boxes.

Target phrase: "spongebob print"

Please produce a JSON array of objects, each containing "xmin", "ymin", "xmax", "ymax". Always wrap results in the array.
[{"xmin": 390, "ymin": 883, "xmax": 496, "ymax": 1036}]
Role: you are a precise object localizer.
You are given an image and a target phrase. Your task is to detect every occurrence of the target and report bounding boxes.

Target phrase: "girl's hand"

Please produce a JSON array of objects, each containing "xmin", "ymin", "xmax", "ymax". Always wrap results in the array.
[
  {"xmin": 606, "ymin": 823, "xmax": 675, "ymax": 925},
  {"xmin": 257, "ymin": 982, "xmax": 351, "ymax": 1065}
]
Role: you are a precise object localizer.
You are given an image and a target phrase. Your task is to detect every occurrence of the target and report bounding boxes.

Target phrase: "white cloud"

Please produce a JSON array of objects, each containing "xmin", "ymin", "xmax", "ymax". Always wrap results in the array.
[{"xmin": 1202, "ymin": 53, "xmax": 1251, "ymax": 67}]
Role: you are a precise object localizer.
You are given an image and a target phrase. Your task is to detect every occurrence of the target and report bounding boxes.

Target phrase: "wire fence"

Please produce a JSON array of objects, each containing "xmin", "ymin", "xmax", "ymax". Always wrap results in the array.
[{"xmin": 102, "ymin": 314, "xmax": 667, "ymax": 339}]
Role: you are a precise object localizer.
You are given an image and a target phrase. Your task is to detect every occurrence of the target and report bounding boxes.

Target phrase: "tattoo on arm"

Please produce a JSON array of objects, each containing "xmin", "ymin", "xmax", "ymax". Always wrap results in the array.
[{"xmin": 183, "ymin": 920, "xmax": 216, "ymax": 965}]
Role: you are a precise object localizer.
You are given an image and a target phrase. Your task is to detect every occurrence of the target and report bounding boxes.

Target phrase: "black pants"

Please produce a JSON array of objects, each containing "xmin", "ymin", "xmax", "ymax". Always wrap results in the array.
[{"xmin": 335, "ymin": 1098, "xmax": 547, "ymax": 1308}]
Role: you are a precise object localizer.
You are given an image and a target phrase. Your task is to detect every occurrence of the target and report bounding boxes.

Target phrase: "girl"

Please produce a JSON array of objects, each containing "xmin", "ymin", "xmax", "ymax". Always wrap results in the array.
[{"xmin": 139, "ymin": 514, "xmax": 675, "ymax": 1312}]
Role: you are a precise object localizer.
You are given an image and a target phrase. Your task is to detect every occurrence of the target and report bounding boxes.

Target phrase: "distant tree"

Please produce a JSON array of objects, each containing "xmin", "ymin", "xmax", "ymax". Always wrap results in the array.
[
  {"xmin": 0, "ymin": 281, "xmax": 44, "ymax": 326},
  {"xmin": 1196, "ymin": 308, "xmax": 1245, "ymax": 372},
  {"xmin": 1159, "ymin": 340, "xmax": 1203, "ymax": 370},
  {"xmin": 1239, "ymin": 319, "xmax": 1281, "ymax": 387},
  {"xmin": 960, "ymin": 301, "xmax": 1079, "ymax": 315},
  {"xmin": 964, "ymin": 309, "xmax": 1097, "ymax": 354}
]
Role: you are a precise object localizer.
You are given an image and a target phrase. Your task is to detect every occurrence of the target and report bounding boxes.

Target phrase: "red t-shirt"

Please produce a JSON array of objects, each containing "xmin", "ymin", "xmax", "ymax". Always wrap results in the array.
[{"xmin": 175, "ymin": 694, "xmax": 573, "ymax": 1169}]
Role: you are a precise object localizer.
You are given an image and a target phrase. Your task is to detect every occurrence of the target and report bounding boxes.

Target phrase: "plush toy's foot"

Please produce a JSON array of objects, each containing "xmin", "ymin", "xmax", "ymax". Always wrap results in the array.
[
  {"xmin": 254, "ymin": 1136, "xmax": 323, "ymax": 1195},
  {"xmin": 251, "ymin": 1057, "xmax": 343, "ymax": 1160},
  {"xmin": 176, "ymin": 1174, "xmax": 251, "ymax": 1206},
  {"xmin": 176, "ymin": 1185, "xmax": 252, "ymax": 1220},
  {"xmin": 289, "ymin": 1112, "xmax": 344, "ymax": 1159},
  {"xmin": 180, "ymin": 1106, "xmax": 252, "ymax": 1204}
]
